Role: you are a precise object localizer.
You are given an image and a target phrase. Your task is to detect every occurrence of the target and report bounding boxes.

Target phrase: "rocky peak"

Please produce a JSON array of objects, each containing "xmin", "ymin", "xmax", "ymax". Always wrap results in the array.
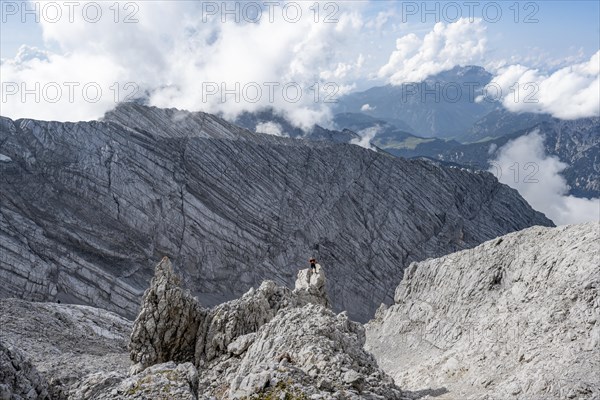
[
  {"xmin": 124, "ymin": 257, "xmax": 407, "ymax": 398},
  {"xmin": 129, "ymin": 257, "xmax": 202, "ymax": 370},
  {"xmin": 293, "ymin": 267, "xmax": 332, "ymax": 308},
  {"xmin": 129, "ymin": 257, "xmax": 333, "ymax": 373}
]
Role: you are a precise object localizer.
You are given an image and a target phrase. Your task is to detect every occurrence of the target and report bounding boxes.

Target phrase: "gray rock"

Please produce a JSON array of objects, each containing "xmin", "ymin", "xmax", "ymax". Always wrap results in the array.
[
  {"xmin": 130, "ymin": 257, "xmax": 331, "ymax": 372},
  {"xmin": 223, "ymin": 304, "xmax": 404, "ymax": 399},
  {"xmin": 293, "ymin": 268, "xmax": 331, "ymax": 308},
  {"xmin": 365, "ymin": 222, "xmax": 600, "ymax": 400},
  {"xmin": 0, "ymin": 298, "xmax": 131, "ymax": 399},
  {"xmin": 69, "ymin": 362, "xmax": 198, "ymax": 400},
  {"xmin": 226, "ymin": 333, "xmax": 256, "ymax": 356},
  {"xmin": 129, "ymin": 256, "xmax": 203, "ymax": 369},
  {"xmin": 0, "ymin": 342, "xmax": 50, "ymax": 400},
  {"xmin": 0, "ymin": 103, "xmax": 553, "ymax": 323}
]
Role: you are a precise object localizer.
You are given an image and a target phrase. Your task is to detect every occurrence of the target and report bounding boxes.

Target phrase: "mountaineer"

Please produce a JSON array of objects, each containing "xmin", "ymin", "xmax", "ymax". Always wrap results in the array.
[{"xmin": 309, "ymin": 258, "xmax": 322, "ymax": 273}]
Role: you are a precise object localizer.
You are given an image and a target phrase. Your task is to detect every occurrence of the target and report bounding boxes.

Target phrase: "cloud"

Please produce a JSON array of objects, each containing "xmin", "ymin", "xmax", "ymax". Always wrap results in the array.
[
  {"xmin": 378, "ymin": 18, "xmax": 487, "ymax": 84},
  {"xmin": 350, "ymin": 125, "xmax": 381, "ymax": 150},
  {"xmin": 361, "ymin": 103, "xmax": 375, "ymax": 111},
  {"xmin": 485, "ymin": 51, "xmax": 600, "ymax": 119},
  {"xmin": 489, "ymin": 130, "xmax": 599, "ymax": 225},
  {"xmin": 1, "ymin": 1, "xmax": 369, "ymax": 128},
  {"xmin": 255, "ymin": 121, "xmax": 286, "ymax": 137}
]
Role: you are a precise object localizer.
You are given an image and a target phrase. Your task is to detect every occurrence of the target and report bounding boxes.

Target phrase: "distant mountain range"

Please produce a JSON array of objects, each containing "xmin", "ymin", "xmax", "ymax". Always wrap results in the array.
[
  {"xmin": 375, "ymin": 117, "xmax": 600, "ymax": 198},
  {"xmin": 234, "ymin": 66, "xmax": 599, "ymax": 199},
  {"xmin": 333, "ymin": 65, "xmax": 497, "ymax": 138}
]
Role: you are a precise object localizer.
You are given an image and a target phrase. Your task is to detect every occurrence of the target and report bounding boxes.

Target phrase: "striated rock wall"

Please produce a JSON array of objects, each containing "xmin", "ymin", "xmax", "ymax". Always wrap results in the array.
[
  {"xmin": 365, "ymin": 222, "xmax": 600, "ymax": 400},
  {"xmin": 0, "ymin": 103, "xmax": 553, "ymax": 322}
]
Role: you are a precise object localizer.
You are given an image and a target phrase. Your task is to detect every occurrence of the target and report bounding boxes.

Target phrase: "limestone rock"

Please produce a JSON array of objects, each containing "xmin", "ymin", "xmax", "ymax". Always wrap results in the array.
[
  {"xmin": 0, "ymin": 298, "xmax": 131, "ymax": 399},
  {"xmin": 0, "ymin": 104, "xmax": 553, "ymax": 323},
  {"xmin": 226, "ymin": 333, "xmax": 257, "ymax": 356},
  {"xmin": 0, "ymin": 342, "xmax": 50, "ymax": 400},
  {"xmin": 222, "ymin": 304, "xmax": 404, "ymax": 399},
  {"xmin": 129, "ymin": 257, "xmax": 203, "ymax": 369},
  {"xmin": 293, "ymin": 267, "xmax": 331, "ymax": 308},
  {"xmin": 365, "ymin": 222, "xmax": 600, "ymax": 400},
  {"xmin": 69, "ymin": 362, "xmax": 198, "ymax": 400},
  {"xmin": 195, "ymin": 280, "xmax": 293, "ymax": 366}
]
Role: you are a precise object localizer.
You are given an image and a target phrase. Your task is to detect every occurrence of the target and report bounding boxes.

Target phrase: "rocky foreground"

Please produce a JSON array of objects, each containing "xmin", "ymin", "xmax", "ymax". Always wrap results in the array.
[
  {"xmin": 1, "ymin": 257, "xmax": 407, "ymax": 399},
  {"xmin": 366, "ymin": 222, "xmax": 600, "ymax": 399},
  {"xmin": 1, "ymin": 223, "xmax": 597, "ymax": 399}
]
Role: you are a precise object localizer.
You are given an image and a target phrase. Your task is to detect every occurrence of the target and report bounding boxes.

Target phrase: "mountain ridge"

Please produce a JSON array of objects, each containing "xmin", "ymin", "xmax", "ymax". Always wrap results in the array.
[{"xmin": 0, "ymin": 104, "xmax": 553, "ymax": 323}]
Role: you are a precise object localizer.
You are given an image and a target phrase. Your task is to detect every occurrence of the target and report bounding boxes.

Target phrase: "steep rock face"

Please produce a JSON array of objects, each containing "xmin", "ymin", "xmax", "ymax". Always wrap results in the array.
[
  {"xmin": 0, "ymin": 103, "xmax": 553, "ymax": 322},
  {"xmin": 129, "ymin": 257, "xmax": 202, "ymax": 369},
  {"xmin": 365, "ymin": 223, "xmax": 600, "ymax": 400},
  {"xmin": 0, "ymin": 342, "xmax": 50, "ymax": 400}
]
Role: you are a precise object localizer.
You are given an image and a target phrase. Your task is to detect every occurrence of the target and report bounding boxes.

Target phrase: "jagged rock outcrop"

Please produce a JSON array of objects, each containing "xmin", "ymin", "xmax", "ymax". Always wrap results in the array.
[
  {"xmin": 195, "ymin": 279, "xmax": 293, "ymax": 367},
  {"xmin": 129, "ymin": 257, "xmax": 202, "ymax": 370},
  {"xmin": 365, "ymin": 222, "xmax": 600, "ymax": 400},
  {"xmin": 129, "ymin": 258, "xmax": 328, "ymax": 372},
  {"xmin": 0, "ymin": 341, "xmax": 50, "ymax": 400},
  {"xmin": 125, "ymin": 257, "xmax": 407, "ymax": 399},
  {"xmin": 293, "ymin": 267, "xmax": 332, "ymax": 308},
  {"xmin": 0, "ymin": 103, "xmax": 553, "ymax": 322},
  {"xmin": 0, "ymin": 298, "xmax": 132, "ymax": 399},
  {"xmin": 222, "ymin": 304, "xmax": 404, "ymax": 399}
]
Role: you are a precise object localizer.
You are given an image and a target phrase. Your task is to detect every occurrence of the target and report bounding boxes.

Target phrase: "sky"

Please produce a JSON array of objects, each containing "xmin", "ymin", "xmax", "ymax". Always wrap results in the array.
[
  {"xmin": 0, "ymin": 0, "xmax": 599, "ymax": 224},
  {"xmin": 1, "ymin": 0, "xmax": 598, "ymax": 124}
]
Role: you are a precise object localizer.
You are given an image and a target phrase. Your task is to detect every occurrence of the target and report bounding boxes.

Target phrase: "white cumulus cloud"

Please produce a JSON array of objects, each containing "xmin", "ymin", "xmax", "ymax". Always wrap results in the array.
[
  {"xmin": 485, "ymin": 51, "xmax": 600, "ymax": 119},
  {"xmin": 378, "ymin": 18, "xmax": 487, "ymax": 84},
  {"xmin": 255, "ymin": 121, "xmax": 286, "ymax": 137},
  {"xmin": 361, "ymin": 103, "xmax": 375, "ymax": 111},
  {"xmin": 489, "ymin": 130, "xmax": 600, "ymax": 225},
  {"xmin": 0, "ymin": 1, "xmax": 369, "ymax": 128}
]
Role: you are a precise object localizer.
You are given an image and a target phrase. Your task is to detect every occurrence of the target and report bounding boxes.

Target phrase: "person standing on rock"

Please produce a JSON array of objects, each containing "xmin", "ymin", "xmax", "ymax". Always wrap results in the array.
[{"xmin": 309, "ymin": 258, "xmax": 322, "ymax": 274}]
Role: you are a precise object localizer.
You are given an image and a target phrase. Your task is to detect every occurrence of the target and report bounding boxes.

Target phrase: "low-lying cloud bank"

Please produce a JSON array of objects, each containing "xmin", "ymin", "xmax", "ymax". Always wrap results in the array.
[
  {"xmin": 489, "ymin": 130, "xmax": 599, "ymax": 225},
  {"xmin": 487, "ymin": 51, "xmax": 600, "ymax": 120}
]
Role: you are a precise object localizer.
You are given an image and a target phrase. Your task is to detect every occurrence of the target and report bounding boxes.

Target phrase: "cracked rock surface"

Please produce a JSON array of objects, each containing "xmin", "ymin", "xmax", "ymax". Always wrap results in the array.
[
  {"xmin": 0, "ymin": 298, "xmax": 131, "ymax": 399},
  {"xmin": 0, "ymin": 103, "xmax": 553, "ymax": 322},
  {"xmin": 0, "ymin": 341, "xmax": 50, "ymax": 400},
  {"xmin": 365, "ymin": 222, "xmax": 600, "ymax": 400}
]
